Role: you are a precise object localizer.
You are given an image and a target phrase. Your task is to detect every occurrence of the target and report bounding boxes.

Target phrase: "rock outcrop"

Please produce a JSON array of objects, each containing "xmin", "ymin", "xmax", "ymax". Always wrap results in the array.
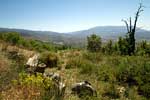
[{"xmin": 26, "ymin": 54, "xmax": 46, "ymax": 74}]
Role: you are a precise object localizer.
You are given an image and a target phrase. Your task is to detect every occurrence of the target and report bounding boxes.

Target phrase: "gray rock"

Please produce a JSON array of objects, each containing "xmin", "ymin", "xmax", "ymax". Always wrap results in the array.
[
  {"xmin": 43, "ymin": 72, "xmax": 66, "ymax": 99},
  {"xmin": 71, "ymin": 81, "xmax": 97, "ymax": 97},
  {"xmin": 43, "ymin": 72, "xmax": 61, "ymax": 82}
]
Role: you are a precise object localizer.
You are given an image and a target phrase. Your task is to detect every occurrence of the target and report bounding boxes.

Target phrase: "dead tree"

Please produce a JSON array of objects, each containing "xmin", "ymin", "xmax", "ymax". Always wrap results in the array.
[{"xmin": 122, "ymin": 3, "xmax": 144, "ymax": 55}]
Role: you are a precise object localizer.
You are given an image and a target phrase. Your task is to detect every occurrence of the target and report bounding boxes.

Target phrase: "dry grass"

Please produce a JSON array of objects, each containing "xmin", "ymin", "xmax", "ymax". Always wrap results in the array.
[
  {"xmin": 0, "ymin": 54, "xmax": 11, "ymax": 73},
  {"xmin": 1, "ymin": 85, "xmax": 42, "ymax": 100},
  {"xmin": 0, "ymin": 42, "xmax": 36, "ymax": 59}
]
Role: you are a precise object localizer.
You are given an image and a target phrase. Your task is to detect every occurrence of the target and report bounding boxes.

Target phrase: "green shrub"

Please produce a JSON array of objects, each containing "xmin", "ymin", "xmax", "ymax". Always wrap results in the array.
[
  {"xmin": 65, "ymin": 57, "xmax": 79, "ymax": 69},
  {"xmin": 139, "ymin": 83, "xmax": 150, "ymax": 98},
  {"xmin": 103, "ymin": 84, "xmax": 120, "ymax": 99},
  {"xmin": 79, "ymin": 60, "xmax": 99, "ymax": 74},
  {"xmin": 82, "ymin": 52, "xmax": 102, "ymax": 63},
  {"xmin": 39, "ymin": 52, "xmax": 58, "ymax": 68},
  {"xmin": 87, "ymin": 34, "xmax": 102, "ymax": 52},
  {"xmin": 15, "ymin": 72, "xmax": 65, "ymax": 100},
  {"xmin": 97, "ymin": 65, "xmax": 116, "ymax": 82},
  {"xmin": 2, "ymin": 32, "xmax": 21, "ymax": 45},
  {"xmin": 103, "ymin": 40, "xmax": 114, "ymax": 55}
]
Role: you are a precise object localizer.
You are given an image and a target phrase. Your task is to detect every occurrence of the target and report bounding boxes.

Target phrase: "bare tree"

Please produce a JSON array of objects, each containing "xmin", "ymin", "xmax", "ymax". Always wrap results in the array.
[{"xmin": 122, "ymin": 3, "xmax": 144, "ymax": 55}]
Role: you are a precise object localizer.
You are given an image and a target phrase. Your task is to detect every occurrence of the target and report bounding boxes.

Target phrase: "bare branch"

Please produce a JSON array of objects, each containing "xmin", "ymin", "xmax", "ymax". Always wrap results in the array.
[
  {"xmin": 122, "ymin": 19, "xmax": 129, "ymax": 33},
  {"xmin": 133, "ymin": 3, "xmax": 144, "ymax": 33},
  {"xmin": 129, "ymin": 17, "xmax": 132, "ymax": 32}
]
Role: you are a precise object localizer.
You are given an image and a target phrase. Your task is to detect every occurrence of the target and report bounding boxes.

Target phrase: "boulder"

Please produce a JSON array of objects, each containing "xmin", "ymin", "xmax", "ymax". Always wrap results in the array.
[
  {"xmin": 43, "ymin": 72, "xmax": 66, "ymax": 98},
  {"xmin": 26, "ymin": 54, "xmax": 39, "ymax": 67},
  {"xmin": 71, "ymin": 81, "xmax": 97, "ymax": 97},
  {"xmin": 43, "ymin": 72, "xmax": 61, "ymax": 82},
  {"xmin": 26, "ymin": 54, "xmax": 46, "ymax": 74}
]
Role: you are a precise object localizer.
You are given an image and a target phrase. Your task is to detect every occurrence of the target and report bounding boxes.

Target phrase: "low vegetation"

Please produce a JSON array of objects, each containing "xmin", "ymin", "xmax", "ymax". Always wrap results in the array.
[{"xmin": 0, "ymin": 31, "xmax": 150, "ymax": 100}]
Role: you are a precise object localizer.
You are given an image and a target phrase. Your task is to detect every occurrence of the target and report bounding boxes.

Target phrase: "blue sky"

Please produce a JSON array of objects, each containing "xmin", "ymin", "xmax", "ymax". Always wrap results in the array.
[{"xmin": 0, "ymin": 0, "xmax": 150, "ymax": 32}]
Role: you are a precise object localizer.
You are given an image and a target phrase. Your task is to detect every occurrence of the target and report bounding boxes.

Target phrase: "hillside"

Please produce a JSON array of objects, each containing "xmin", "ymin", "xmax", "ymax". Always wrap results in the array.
[
  {"xmin": 68, "ymin": 26, "xmax": 150, "ymax": 41},
  {"xmin": 0, "ymin": 26, "xmax": 150, "ymax": 47},
  {"xmin": 0, "ymin": 32, "xmax": 150, "ymax": 100}
]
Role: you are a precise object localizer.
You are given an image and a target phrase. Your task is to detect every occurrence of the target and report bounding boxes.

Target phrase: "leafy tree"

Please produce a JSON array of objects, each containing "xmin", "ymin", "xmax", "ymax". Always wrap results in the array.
[{"xmin": 87, "ymin": 34, "xmax": 102, "ymax": 52}]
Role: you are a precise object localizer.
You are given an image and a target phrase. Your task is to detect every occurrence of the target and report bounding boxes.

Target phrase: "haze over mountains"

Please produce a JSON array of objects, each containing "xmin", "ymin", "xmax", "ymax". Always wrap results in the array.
[{"xmin": 0, "ymin": 26, "xmax": 150, "ymax": 46}]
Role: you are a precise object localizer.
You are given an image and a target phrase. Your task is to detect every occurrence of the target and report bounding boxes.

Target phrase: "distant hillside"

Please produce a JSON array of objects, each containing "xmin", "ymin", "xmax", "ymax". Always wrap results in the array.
[
  {"xmin": 68, "ymin": 26, "xmax": 150, "ymax": 41},
  {"xmin": 0, "ymin": 28, "xmax": 67, "ymax": 42},
  {"xmin": 0, "ymin": 26, "xmax": 150, "ymax": 47}
]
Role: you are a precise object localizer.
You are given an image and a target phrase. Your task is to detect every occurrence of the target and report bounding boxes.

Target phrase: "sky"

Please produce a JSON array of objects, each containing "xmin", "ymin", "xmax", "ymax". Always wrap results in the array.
[{"xmin": 0, "ymin": 0, "xmax": 150, "ymax": 32}]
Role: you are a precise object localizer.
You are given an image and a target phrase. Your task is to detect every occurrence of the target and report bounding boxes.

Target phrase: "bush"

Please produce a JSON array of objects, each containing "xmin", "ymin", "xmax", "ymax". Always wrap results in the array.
[
  {"xmin": 79, "ymin": 60, "xmax": 99, "ymax": 74},
  {"xmin": 87, "ymin": 34, "xmax": 102, "ymax": 52},
  {"xmin": 103, "ymin": 84, "xmax": 120, "ymax": 99},
  {"xmin": 0, "ymin": 32, "xmax": 57, "ymax": 52},
  {"xmin": 39, "ymin": 52, "xmax": 58, "ymax": 68},
  {"xmin": 2, "ymin": 32, "xmax": 21, "ymax": 45},
  {"xmin": 6, "ymin": 72, "xmax": 65, "ymax": 100},
  {"xmin": 65, "ymin": 57, "xmax": 81, "ymax": 69},
  {"xmin": 97, "ymin": 65, "xmax": 116, "ymax": 82},
  {"xmin": 82, "ymin": 52, "xmax": 102, "ymax": 63},
  {"xmin": 139, "ymin": 83, "xmax": 150, "ymax": 98},
  {"xmin": 103, "ymin": 40, "xmax": 114, "ymax": 55},
  {"xmin": 114, "ymin": 56, "xmax": 150, "ymax": 99}
]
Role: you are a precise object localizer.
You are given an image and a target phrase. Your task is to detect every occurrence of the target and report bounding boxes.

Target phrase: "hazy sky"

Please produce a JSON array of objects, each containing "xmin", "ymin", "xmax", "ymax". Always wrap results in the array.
[{"xmin": 0, "ymin": 0, "xmax": 150, "ymax": 32}]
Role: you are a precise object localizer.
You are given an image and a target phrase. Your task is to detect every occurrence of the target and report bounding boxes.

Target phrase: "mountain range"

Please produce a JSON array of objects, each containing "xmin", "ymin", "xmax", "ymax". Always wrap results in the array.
[{"xmin": 0, "ymin": 26, "xmax": 150, "ymax": 47}]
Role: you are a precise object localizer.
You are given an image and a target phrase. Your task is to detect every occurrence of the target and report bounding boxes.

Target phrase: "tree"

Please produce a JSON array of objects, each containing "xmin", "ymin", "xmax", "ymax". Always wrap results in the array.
[
  {"xmin": 87, "ymin": 34, "xmax": 102, "ymax": 52},
  {"xmin": 122, "ymin": 3, "xmax": 144, "ymax": 55},
  {"xmin": 105, "ymin": 40, "xmax": 113, "ymax": 54}
]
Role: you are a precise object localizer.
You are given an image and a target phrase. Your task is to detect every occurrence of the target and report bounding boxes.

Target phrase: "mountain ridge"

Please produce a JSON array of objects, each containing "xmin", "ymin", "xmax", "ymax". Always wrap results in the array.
[{"xmin": 0, "ymin": 26, "xmax": 150, "ymax": 47}]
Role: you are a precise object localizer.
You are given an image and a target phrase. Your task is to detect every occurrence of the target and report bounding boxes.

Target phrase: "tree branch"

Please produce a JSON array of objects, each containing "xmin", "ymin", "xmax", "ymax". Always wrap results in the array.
[
  {"xmin": 133, "ymin": 3, "xmax": 144, "ymax": 33},
  {"xmin": 129, "ymin": 17, "xmax": 132, "ymax": 33},
  {"xmin": 122, "ymin": 19, "xmax": 129, "ymax": 33}
]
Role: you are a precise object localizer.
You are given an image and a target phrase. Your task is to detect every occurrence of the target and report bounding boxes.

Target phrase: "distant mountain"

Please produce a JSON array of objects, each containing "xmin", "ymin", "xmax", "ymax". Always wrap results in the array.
[
  {"xmin": 67, "ymin": 26, "xmax": 150, "ymax": 41},
  {"xmin": 0, "ymin": 26, "xmax": 150, "ymax": 47},
  {"xmin": 0, "ymin": 28, "xmax": 68, "ymax": 42}
]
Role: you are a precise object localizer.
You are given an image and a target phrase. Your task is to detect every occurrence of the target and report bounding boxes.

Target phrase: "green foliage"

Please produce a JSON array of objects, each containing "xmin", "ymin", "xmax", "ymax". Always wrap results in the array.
[
  {"xmin": 14, "ymin": 72, "xmax": 65, "ymax": 100},
  {"xmin": 103, "ymin": 84, "xmax": 120, "ymax": 99},
  {"xmin": 65, "ymin": 56, "xmax": 81, "ymax": 69},
  {"xmin": 18, "ymin": 72, "xmax": 45, "ymax": 86},
  {"xmin": 0, "ymin": 32, "xmax": 68, "ymax": 52},
  {"xmin": 102, "ymin": 40, "xmax": 116, "ymax": 55},
  {"xmin": 118, "ymin": 37, "xmax": 129, "ymax": 55},
  {"xmin": 139, "ymin": 83, "xmax": 150, "ymax": 98},
  {"xmin": 127, "ymin": 32, "xmax": 135, "ymax": 55},
  {"xmin": 116, "ymin": 57, "xmax": 150, "ymax": 85},
  {"xmin": 87, "ymin": 34, "xmax": 102, "ymax": 52},
  {"xmin": 97, "ymin": 65, "xmax": 116, "ymax": 82},
  {"xmin": 79, "ymin": 59, "xmax": 99, "ymax": 74},
  {"xmin": 1, "ymin": 32, "xmax": 21, "ymax": 45},
  {"xmin": 82, "ymin": 52, "xmax": 102, "ymax": 63},
  {"xmin": 66, "ymin": 51, "xmax": 150, "ymax": 99},
  {"xmin": 2, "ymin": 31, "xmax": 150, "ymax": 99},
  {"xmin": 136, "ymin": 40, "xmax": 150, "ymax": 56}
]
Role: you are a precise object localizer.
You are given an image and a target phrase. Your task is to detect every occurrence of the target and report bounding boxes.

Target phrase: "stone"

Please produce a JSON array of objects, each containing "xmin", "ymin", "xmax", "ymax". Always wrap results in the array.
[{"xmin": 71, "ymin": 81, "xmax": 97, "ymax": 97}]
